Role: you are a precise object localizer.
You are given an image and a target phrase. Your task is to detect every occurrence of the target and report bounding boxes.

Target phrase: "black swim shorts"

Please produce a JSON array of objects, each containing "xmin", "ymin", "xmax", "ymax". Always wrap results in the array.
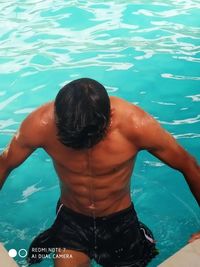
[{"xmin": 27, "ymin": 201, "xmax": 158, "ymax": 266}]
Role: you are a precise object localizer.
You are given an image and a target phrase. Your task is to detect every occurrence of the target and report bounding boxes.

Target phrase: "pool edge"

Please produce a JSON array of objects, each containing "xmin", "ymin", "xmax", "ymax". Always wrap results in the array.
[
  {"xmin": 0, "ymin": 243, "xmax": 19, "ymax": 267},
  {"xmin": 158, "ymin": 239, "xmax": 200, "ymax": 267}
]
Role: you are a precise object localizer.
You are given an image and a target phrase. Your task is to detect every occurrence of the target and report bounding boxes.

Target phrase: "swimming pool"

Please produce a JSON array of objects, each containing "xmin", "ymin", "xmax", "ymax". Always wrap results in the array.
[{"xmin": 0, "ymin": 1, "xmax": 199, "ymax": 266}]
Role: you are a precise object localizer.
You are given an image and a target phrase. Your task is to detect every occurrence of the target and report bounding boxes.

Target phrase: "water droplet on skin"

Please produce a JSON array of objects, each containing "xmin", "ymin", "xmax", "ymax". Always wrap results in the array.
[{"xmin": 88, "ymin": 203, "xmax": 95, "ymax": 209}]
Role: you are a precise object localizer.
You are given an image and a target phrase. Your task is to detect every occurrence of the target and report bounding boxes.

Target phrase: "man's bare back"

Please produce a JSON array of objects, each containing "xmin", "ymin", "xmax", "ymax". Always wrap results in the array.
[
  {"xmin": 14, "ymin": 97, "xmax": 139, "ymax": 216},
  {"xmin": 43, "ymin": 97, "xmax": 142, "ymax": 216},
  {"xmin": 0, "ymin": 78, "xmax": 199, "ymax": 267},
  {"xmin": 0, "ymin": 96, "xmax": 199, "ymax": 213}
]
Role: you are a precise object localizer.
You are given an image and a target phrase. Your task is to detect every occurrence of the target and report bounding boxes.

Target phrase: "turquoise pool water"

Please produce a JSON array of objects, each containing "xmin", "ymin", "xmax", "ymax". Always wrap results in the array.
[{"xmin": 0, "ymin": 1, "xmax": 200, "ymax": 266}]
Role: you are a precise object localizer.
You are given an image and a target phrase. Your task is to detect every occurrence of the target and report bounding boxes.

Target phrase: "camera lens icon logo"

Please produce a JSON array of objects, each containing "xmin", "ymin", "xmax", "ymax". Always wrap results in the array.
[
  {"xmin": 8, "ymin": 249, "xmax": 28, "ymax": 258},
  {"xmin": 8, "ymin": 249, "xmax": 17, "ymax": 258}
]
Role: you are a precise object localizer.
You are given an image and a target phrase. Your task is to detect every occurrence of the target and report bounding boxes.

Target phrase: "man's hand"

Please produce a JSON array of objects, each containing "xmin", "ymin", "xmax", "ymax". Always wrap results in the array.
[{"xmin": 189, "ymin": 232, "xmax": 200, "ymax": 243}]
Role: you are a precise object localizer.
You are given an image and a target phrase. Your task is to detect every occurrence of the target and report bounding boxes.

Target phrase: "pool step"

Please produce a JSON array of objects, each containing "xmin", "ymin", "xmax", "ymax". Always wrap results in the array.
[
  {"xmin": 0, "ymin": 243, "xmax": 19, "ymax": 267},
  {"xmin": 158, "ymin": 239, "xmax": 200, "ymax": 267}
]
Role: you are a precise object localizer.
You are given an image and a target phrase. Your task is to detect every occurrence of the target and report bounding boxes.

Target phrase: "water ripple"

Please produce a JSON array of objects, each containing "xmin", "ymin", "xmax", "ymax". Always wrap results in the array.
[
  {"xmin": 0, "ymin": 3, "xmax": 199, "ymax": 266},
  {"xmin": 0, "ymin": 92, "xmax": 24, "ymax": 111},
  {"xmin": 152, "ymin": 100, "xmax": 176, "ymax": 106},
  {"xmin": 161, "ymin": 73, "xmax": 200, "ymax": 80},
  {"xmin": 21, "ymin": 184, "xmax": 44, "ymax": 201},
  {"xmin": 186, "ymin": 94, "xmax": 200, "ymax": 102},
  {"xmin": 174, "ymin": 133, "xmax": 200, "ymax": 139},
  {"xmin": 159, "ymin": 114, "xmax": 200, "ymax": 125},
  {"xmin": 0, "ymin": 0, "xmax": 199, "ymax": 73},
  {"xmin": 14, "ymin": 108, "xmax": 34, "ymax": 114},
  {"xmin": 0, "ymin": 119, "xmax": 17, "ymax": 129},
  {"xmin": 133, "ymin": 8, "xmax": 187, "ymax": 18}
]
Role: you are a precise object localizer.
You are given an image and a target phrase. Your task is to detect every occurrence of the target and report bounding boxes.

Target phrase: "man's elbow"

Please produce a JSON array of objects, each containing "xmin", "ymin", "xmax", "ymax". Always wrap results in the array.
[
  {"xmin": 0, "ymin": 158, "xmax": 13, "ymax": 189},
  {"xmin": 179, "ymin": 155, "xmax": 199, "ymax": 177},
  {"xmin": 0, "ymin": 167, "xmax": 12, "ymax": 190}
]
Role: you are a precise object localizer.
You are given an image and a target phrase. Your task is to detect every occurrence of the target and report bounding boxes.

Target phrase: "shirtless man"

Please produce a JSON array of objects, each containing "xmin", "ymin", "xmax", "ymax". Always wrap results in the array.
[{"xmin": 0, "ymin": 78, "xmax": 199, "ymax": 267}]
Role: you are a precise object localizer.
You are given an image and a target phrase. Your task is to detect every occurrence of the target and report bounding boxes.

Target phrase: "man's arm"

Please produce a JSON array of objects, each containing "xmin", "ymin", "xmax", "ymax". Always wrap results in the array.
[
  {"xmin": 0, "ymin": 108, "xmax": 46, "ymax": 190},
  {"xmin": 0, "ymin": 138, "xmax": 32, "ymax": 189},
  {"xmin": 131, "ymin": 107, "xmax": 200, "ymax": 206}
]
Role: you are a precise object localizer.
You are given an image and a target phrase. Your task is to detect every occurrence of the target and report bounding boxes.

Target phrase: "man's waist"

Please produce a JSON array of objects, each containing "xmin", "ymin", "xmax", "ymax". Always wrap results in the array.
[
  {"xmin": 56, "ymin": 198, "xmax": 136, "ymax": 222},
  {"xmin": 58, "ymin": 193, "xmax": 132, "ymax": 218}
]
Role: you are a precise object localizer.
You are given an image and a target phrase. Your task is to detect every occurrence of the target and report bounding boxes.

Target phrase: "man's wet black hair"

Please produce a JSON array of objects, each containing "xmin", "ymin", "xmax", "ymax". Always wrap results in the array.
[{"xmin": 54, "ymin": 78, "xmax": 111, "ymax": 149}]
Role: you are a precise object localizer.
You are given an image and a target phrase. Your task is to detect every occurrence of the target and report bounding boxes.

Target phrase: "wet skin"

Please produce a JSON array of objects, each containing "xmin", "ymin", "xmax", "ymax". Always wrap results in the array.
[
  {"xmin": 0, "ymin": 97, "xmax": 200, "ymax": 261},
  {"xmin": 0, "ymin": 96, "xmax": 200, "ymax": 213}
]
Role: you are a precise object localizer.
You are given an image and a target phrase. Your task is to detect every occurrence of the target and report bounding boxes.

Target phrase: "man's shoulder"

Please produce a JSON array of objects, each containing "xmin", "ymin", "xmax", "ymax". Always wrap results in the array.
[
  {"xmin": 110, "ymin": 96, "xmax": 147, "ymax": 122},
  {"xmin": 17, "ymin": 102, "xmax": 54, "ymax": 147},
  {"xmin": 27, "ymin": 102, "xmax": 54, "ymax": 125},
  {"xmin": 20, "ymin": 103, "xmax": 53, "ymax": 131},
  {"xmin": 111, "ymin": 96, "xmax": 156, "ymax": 143}
]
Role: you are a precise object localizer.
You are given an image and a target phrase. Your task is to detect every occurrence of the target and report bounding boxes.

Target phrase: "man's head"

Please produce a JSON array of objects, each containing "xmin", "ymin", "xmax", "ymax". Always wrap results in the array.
[{"xmin": 54, "ymin": 78, "xmax": 111, "ymax": 149}]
